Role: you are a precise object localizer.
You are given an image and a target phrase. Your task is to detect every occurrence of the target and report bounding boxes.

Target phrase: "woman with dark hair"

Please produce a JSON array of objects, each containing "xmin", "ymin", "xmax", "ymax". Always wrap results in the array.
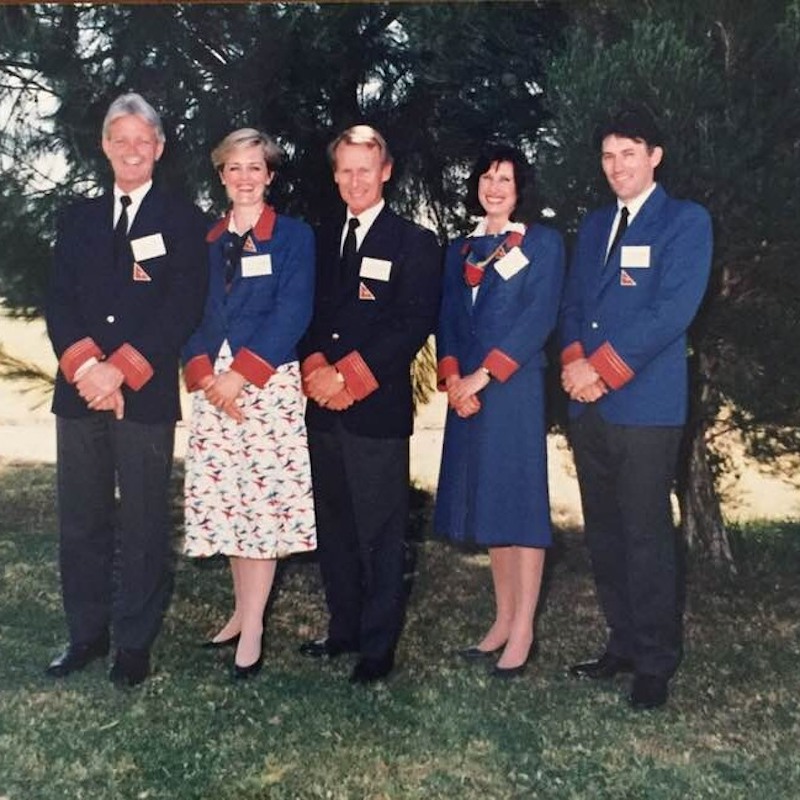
[
  {"xmin": 435, "ymin": 143, "xmax": 564, "ymax": 677},
  {"xmin": 181, "ymin": 128, "xmax": 316, "ymax": 679}
]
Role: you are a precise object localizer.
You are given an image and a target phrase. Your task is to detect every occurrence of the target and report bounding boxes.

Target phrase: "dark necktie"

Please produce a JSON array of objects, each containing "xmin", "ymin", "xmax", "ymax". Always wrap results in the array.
[
  {"xmin": 606, "ymin": 205, "xmax": 629, "ymax": 264},
  {"xmin": 114, "ymin": 195, "xmax": 132, "ymax": 262},
  {"xmin": 339, "ymin": 217, "xmax": 360, "ymax": 281}
]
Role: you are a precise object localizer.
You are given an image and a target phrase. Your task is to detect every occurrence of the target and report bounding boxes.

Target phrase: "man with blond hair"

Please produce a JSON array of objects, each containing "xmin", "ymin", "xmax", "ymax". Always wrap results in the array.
[{"xmin": 299, "ymin": 125, "xmax": 441, "ymax": 683}]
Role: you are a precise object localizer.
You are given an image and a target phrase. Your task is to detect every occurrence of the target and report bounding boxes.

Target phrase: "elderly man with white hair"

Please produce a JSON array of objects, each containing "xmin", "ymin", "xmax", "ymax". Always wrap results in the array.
[{"xmin": 45, "ymin": 92, "xmax": 208, "ymax": 687}]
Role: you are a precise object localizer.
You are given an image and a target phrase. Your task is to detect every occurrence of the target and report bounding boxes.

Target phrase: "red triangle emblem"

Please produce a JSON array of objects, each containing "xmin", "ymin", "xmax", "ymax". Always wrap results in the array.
[
  {"xmin": 242, "ymin": 235, "xmax": 257, "ymax": 253},
  {"xmin": 132, "ymin": 262, "xmax": 152, "ymax": 282},
  {"xmin": 359, "ymin": 281, "xmax": 376, "ymax": 301},
  {"xmin": 619, "ymin": 269, "xmax": 636, "ymax": 287}
]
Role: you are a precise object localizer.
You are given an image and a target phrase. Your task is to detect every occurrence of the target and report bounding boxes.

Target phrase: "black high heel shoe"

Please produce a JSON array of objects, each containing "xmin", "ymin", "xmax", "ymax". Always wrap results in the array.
[
  {"xmin": 489, "ymin": 641, "xmax": 539, "ymax": 680},
  {"xmin": 458, "ymin": 644, "xmax": 503, "ymax": 662},
  {"xmin": 200, "ymin": 633, "xmax": 240, "ymax": 649},
  {"xmin": 232, "ymin": 651, "xmax": 263, "ymax": 680}
]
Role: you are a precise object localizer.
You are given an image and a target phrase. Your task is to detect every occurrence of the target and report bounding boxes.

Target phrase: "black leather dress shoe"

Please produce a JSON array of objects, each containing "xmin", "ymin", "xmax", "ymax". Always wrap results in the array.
[
  {"xmin": 569, "ymin": 652, "xmax": 635, "ymax": 680},
  {"xmin": 232, "ymin": 652, "xmax": 263, "ymax": 681},
  {"xmin": 349, "ymin": 654, "xmax": 394, "ymax": 684},
  {"xmin": 109, "ymin": 648, "xmax": 150, "ymax": 688},
  {"xmin": 458, "ymin": 645, "xmax": 501, "ymax": 662},
  {"xmin": 200, "ymin": 633, "xmax": 240, "ymax": 649},
  {"xmin": 45, "ymin": 633, "xmax": 110, "ymax": 678},
  {"xmin": 299, "ymin": 637, "xmax": 356, "ymax": 659},
  {"xmin": 629, "ymin": 674, "xmax": 668, "ymax": 710}
]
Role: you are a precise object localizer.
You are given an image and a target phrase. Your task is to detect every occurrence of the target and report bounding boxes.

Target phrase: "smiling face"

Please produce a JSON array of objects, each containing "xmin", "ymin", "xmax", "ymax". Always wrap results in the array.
[
  {"xmin": 102, "ymin": 114, "xmax": 164, "ymax": 193},
  {"xmin": 332, "ymin": 142, "xmax": 392, "ymax": 216},
  {"xmin": 601, "ymin": 134, "xmax": 663, "ymax": 203},
  {"xmin": 219, "ymin": 143, "xmax": 273, "ymax": 210},
  {"xmin": 478, "ymin": 160, "xmax": 518, "ymax": 229}
]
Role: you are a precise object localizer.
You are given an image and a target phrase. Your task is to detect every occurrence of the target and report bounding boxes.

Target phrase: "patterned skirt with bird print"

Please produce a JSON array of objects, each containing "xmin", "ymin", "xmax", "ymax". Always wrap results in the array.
[{"xmin": 184, "ymin": 344, "xmax": 317, "ymax": 559}]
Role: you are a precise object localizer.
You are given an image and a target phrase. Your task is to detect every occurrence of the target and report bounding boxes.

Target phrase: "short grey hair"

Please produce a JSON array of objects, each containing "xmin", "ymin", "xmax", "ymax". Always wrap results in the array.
[
  {"xmin": 102, "ymin": 93, "xmax": 164, "ymax": 143},
  {"xmin": 211, "ymin": 128, "xmax": 283, "ymax": 172},
  {"xmin": 327, "ymin": 124, "xmax": 393, "ymax": 169}
]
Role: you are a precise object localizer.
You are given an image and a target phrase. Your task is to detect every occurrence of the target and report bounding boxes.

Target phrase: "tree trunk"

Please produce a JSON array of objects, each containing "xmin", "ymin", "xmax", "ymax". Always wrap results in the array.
[{"xmin": 678, "ymin": 417, "xmax": 737, "ymax": 574}]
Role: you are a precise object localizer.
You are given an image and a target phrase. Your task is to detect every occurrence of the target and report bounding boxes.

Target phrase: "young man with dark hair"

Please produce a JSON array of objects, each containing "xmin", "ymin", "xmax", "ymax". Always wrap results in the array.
[{"xmin": 560, "ymin": 106, "xmax": 712, "ymax": 709}]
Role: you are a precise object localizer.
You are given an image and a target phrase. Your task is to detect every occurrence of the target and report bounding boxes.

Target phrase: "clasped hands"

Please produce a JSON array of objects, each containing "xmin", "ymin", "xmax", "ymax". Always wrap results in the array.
[
  {"xmin": 76, "ymin": 362, "xmax": 125, "ymax": 419},
  {"xmin": 445, "ymin": 369, "xmax": 490, "ymax": 418},
  {"xmin": 302, "ymin": 364, "xmax": 355, "ymax": 411},
  {"xmin": 560, "ymin": 358, "xmax": 608, "ymax": 403},
  {"xmin": 200, "ymin": 370, "xmax": 246, "ymax": 423}
]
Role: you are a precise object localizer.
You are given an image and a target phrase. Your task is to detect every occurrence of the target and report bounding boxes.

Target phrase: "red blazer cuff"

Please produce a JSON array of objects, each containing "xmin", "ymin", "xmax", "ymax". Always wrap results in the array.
[
  {"xmin": 437, "ymin": 356, "xmax": 460, "ymax": 390},
  {"xmin": 231, "ymin": 348, "xmax": 276, "ymax": 388},
  {"xmin": 107, "ymin": 343, "xmax": 154, "ymax": 391},
  {"xmin": 483, "ymin": 349, "xmax": 519, "ymax": 383},
  {"xmin": 335, "ymin": 350, "xmax": 379, "ymax": 401},
  {"xmin": 59, "ymin": 337, "xmax": 104, "ymax": 383},
  {"xmin": 301, "ymin": 352, "xmax": 329, "ymax": 379},
  {"xmin": 561, "ymin": 341, "xmax": 586, "ymax": 366},
  {"xmin": 588, "ymin": 342, "xmax": 635, "ymax": 390},
  {"xmin": 184, "ymin": 354, "xmax": 214, "ymax": 392}
]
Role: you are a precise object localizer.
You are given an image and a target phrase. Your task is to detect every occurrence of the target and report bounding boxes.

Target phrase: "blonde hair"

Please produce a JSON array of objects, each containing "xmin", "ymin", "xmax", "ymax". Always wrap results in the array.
[
  {"xmin": 211, "ymin": 128, "xmax": 283, "ymax": 172},
  {"xmin": 327, "ymin": 124, "xmax": 392, "ymax": 168}
]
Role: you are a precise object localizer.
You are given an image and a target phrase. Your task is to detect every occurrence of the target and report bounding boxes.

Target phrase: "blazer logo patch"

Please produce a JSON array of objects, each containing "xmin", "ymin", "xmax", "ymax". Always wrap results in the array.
[
  {"xmin": 359, "ymin": 281, "xmax": 376, "ymax": 301},
  {"xmin": 132, "ymin": 262, "xmax": 152, "ymax": 282},
  {"xmin": 619, "ymin": 269, "xmax": 637, "ymax": 287}
]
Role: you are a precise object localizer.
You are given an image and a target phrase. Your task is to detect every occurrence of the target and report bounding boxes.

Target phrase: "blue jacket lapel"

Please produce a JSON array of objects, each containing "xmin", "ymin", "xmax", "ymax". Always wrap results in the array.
[{"xmin": 597, "ymin": 185, "xmax": 667, "ymax": 297}]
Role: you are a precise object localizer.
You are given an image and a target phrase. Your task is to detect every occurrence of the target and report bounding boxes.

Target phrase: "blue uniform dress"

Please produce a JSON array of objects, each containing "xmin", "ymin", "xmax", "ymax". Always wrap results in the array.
[{"xmin": 434, "ymin": 221, "xmax": 565, "ymax": 546}]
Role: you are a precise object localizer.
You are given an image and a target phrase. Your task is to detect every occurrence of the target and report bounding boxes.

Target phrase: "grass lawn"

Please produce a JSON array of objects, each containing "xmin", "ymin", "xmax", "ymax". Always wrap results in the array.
[{"xmin": 1, "ymin": 460, "xmax": 798, "ymax": 799}]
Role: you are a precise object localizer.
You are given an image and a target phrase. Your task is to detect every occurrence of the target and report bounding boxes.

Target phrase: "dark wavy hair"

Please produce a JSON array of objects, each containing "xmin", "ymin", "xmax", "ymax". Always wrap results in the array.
[
  {"xmin": 465, "ymin": 143, "xmax": 536, "ymax": 223},
  {"xmin": 593, "ymin": 105, "xmax": 664, "ymax": 151}
]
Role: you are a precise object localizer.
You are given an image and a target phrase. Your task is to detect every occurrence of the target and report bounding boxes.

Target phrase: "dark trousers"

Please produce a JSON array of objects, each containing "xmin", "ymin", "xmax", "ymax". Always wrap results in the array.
[
  {"xmin": 569, "ymin": 406, "xmax": 684, "ymax": 679},
  {"xmin": 308, "ymin": 421, "xmax": 409, "ymax": 660},
  {"xmin": 56, "ymin": 414, "xmax": 175, "ymax": 651}
]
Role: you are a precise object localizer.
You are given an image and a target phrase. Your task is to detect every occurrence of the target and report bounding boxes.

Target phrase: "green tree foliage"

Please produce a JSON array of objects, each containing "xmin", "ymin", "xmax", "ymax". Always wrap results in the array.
[
  {"xmin": 0, "ymin": 2, "xmax": 562, "ymax": 316},
  {"xmin": 538, "ymin": 0, "xmax": 800, "ymax": 566},
  {"xmin": 2, "ymin": 2, "xmax": 797, "ymax": 567}
]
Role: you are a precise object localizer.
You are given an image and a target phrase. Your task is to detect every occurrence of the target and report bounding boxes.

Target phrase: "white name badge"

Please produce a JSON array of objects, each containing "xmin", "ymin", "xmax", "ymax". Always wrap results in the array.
[
  {"xmin": 241, "ymin": 254, "xmax": 272, "ymax": 277},
  {"xmin": 621, "ymin": 245, "xmax": 651, "ymax": 269},
  {"xmin": 359, "ymin": 256, "xmax": 392, "ymax": 282},
  {"xmin": 494, "ymin": 246, "xmax": 529, "ymax": 280},
  {"xmin": 130, "ymin": 233, "xmax": 167, "ymax": 262}
]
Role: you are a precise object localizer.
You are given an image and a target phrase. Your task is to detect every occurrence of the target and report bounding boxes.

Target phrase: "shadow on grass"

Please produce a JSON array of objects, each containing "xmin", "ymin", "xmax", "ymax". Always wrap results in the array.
[{"xmin": 1, "ymin": 459, "xmax": 799, "ymax": 799}]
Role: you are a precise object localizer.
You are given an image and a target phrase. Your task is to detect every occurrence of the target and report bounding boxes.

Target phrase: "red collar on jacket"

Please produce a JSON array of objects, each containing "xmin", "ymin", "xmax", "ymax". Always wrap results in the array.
[{"xmin": 206, "ymin": 204, "xmax": 277, "ymax": 243}]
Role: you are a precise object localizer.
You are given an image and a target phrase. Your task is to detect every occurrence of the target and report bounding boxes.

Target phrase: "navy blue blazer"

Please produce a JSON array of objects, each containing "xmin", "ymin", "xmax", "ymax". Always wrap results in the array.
[
  {"xmin": 559, "ymin": 184, "xmax": 712, "ymax": 426},
  {"xmin": 47, "ymin": 185, "xmax": 209, "ymax": 423},
  {"xmin": 300, "ymin": 206, "xmax": 442, "ymax": 439},
  {"xmin": 182, "ymin": 206, "xmax": 315, "ymax": 389}
]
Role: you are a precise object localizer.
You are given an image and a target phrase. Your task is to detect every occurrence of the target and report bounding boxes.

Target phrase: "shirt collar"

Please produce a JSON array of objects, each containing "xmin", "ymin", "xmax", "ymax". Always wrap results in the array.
[
  {"xmin": 467, "ymin": 218, "xmax": 527, "ymax": 238},
  {"xmin": 618, "ymin": 182, "xmax": 658, "ymax": 223},
  {"xmin": 346, "ymin": 198, "xmax": 385, "ymax": 232},
  {"xmin": 114, "ymin": 180, "xmax": 152, "ymax": 206},
  {"xmin": 113, "ymin": 180, "xmax": 152, "ymax": 228}
]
